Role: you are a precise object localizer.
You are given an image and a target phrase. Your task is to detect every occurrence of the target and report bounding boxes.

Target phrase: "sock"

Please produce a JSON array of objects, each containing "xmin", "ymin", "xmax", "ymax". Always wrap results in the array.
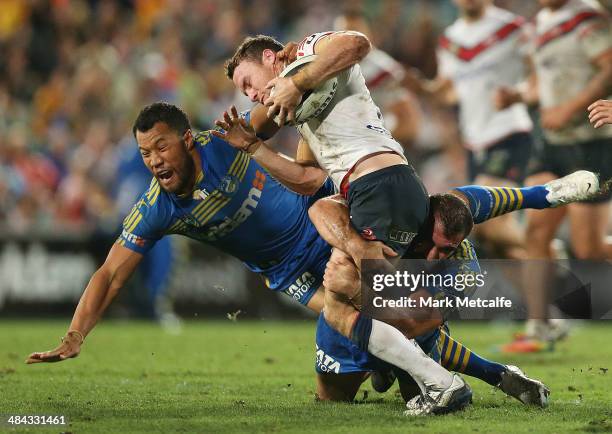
[
  {"xmin": 438, "ymin": 329, "xmax": 506, "ymax": 386},
  {"xmin": 350, "ymin": 314, "xmax": 454, "ymax": 391},
  {"xmin": 454, "ymin": 185, "xmax": 550, "ymax": 223}
]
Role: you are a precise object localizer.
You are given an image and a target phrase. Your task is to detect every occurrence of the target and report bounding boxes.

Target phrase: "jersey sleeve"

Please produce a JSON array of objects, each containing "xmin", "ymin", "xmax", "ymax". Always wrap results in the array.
[
  {"xmin": 296, "ymin": 31, "xmax": 336, "ymax": 58},
  {"xmin": 116, "ymin": 183, "xmax": 168, "ymax": 254},
  {"xmin": 436, "ymin": 35, "xmax": 455, "ymax": 79},
  {"xmin": 578, "ymin": 15, "xmax": 612, "ymax": 61}
]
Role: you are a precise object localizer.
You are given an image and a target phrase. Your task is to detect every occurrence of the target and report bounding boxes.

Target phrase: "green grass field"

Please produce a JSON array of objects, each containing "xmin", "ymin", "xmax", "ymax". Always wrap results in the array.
[{"xmin": 1, "ymin": 320, "xmax": 611, "ymax": 433}]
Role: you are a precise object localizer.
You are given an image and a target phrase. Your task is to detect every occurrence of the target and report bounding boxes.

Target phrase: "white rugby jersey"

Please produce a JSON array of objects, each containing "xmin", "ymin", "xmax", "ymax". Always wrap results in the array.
[
  {"xmin": 437, "ymin": 5, "xmax": 533, "ymax": 151},
  {"xmin": 295, "ymin": 32, "xmax": 405, "ymax": 190},
  {"xmin": 359, "ymin": 47, "xmax": 408, "ymax": 108},
  {"xmin": 533, "ymin": 0, "xmax": 612, "ymax": 145}
]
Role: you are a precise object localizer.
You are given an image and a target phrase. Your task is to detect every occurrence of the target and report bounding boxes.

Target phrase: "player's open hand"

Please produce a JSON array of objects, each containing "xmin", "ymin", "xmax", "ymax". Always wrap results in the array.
[
  {"xmin": 212, "ymin": 106, "xmax": 262, "ymax": 155},
  {"xmin": 264, "ymin": 77, "xmax": 302, "ymax": 126},
  {"xmin": 588, "ymin": 99, "xmax": 612, "ymax": 129},
  {"xmin": 26, "ymin": 330, "xmax": 83, "ymax": 364},
  {"xmin": 275, "ymin": 41, "xmax": 298, "ymax": 68}
]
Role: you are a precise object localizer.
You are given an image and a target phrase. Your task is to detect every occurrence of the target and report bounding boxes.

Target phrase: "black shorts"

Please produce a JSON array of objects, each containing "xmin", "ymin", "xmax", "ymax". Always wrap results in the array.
[
  {"xmin": 528, "ymin": 137, "xmax": 612, "ymax": 203},
  {"xmin": 467, "ymin": 132, "xmax": 533, "ymax": 183},
  {"xmin": 347, "ymin": 164, "xmax": 429, "ymax": 256}
]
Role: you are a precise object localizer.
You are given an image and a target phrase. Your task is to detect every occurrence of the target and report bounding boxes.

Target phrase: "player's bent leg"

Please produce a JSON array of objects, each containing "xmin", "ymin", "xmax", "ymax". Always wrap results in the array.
[
  {"xmin": 321, "ymin": 252, "xmax": 472, "ymax": 415},
  {"xmin": 503, "ymin": 172, "xmax": 567, "ymax": 351},
  {"xmin": 316, "ymin": 372, "xmax": 368, "ymax": 402}
]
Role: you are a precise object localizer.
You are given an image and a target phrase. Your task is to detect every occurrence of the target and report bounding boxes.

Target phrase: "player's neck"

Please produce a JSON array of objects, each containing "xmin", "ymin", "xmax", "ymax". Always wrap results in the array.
[{"xmin": 176, "ymin": 151, "xmax": 203, "ymax": 198}]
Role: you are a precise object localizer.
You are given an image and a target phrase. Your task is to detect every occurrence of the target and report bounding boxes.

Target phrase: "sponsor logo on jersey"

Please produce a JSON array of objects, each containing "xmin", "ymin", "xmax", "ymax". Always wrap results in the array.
[
  {"xmin": 360, "ymin": 227, "xmax": 377, "ymax": 241},
  {"xmin": 388, "ymin": 228, "xmax": 417, "ymax": 245},
  {"xmin": 121, "ymin": 230, "xmax": 146, "ymax": 247},
  {"xmin": 366, "ymin": 124, "xmax": 392, "ymax": 137},
  {"xmin": 204, "ymin": 170, "xmax": 267, "ymax": 240},
  {"xmin": 284, "ymin": 271, "xmax": 316, "ymax": 302},
  {"xmin": 315, "ymin": 344, "xmax": 341, "ymax": 374}
]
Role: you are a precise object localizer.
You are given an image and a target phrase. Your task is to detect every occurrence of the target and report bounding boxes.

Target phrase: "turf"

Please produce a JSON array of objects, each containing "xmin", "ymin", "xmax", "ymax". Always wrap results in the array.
[{"xmin": 1, "ymin": 320, "xmax": 611, "ymax": 433}]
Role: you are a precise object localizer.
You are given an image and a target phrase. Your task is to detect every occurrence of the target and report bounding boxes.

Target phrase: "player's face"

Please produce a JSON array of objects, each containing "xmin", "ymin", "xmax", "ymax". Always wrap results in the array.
[
  {"xmin": 405, "ymin": 215, "xmax": 465, "ymax": 260},
  {"xmin": 453, "ymin": 0, "xmax": 487, "ymax": 16},
  {"xmin": 538, "ymin": 0, "xmax": 568, "ymax": 9},
  {"xmin": 425, "ymin": 217, "xmax": 464, "ymax": 260},
  {"xmin": 136, "ymin": 122, "xmax": 196, "ymax": 195},
  {"xmin": 232, "ymin": 57, "xmax": 276, "ymax": 104}
]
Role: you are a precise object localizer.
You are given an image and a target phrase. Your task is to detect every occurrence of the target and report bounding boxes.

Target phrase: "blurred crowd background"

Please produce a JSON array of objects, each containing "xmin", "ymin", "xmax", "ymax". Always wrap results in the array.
[{"xmin": 0, "ymin": 0, "xmax": 554, "ymax": 236}]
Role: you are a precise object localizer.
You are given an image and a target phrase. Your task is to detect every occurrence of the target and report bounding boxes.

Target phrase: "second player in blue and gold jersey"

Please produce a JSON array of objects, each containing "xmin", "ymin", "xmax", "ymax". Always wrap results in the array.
[{"xmin": 117, "ymin": 127, "xmax": 333, "ymax": 306}]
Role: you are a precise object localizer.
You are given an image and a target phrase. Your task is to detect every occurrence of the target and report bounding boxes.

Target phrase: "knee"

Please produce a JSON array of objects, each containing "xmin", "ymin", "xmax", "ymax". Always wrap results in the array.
[{"xmin": 322, "ymin": 304, "xmax": 356, "ymax": 338}]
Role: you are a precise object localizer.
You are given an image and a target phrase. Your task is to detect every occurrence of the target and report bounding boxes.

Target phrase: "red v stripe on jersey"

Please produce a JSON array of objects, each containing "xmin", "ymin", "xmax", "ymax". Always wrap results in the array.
[
  {"xmin": 439, "ymin": 18, "xmax": 524, "ymax": 62},
  {"xmin": 366, "ymin": 70, "xmax": 393, "ymax": 88},
  {"xmin": 535, "ymin": 11, "xmax": 602, "ymax": 49}
]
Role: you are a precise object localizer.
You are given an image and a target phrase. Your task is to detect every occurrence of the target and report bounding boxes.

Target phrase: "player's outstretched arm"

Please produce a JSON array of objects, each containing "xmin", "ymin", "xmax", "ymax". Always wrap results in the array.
[
  {"xmin": 588, "ymin": 99, "xmax": 612, "ymax": 128},
  {"xmin": 213, "ymin": 106, "xmax": 327, "ymax": 195},
  {"xmin": 265, "ymin": 31, "xmax": 371, "ymax": 124},
  {"xmin": 26, "ymin": 244, "xmax": 143, "ymax": 364}
]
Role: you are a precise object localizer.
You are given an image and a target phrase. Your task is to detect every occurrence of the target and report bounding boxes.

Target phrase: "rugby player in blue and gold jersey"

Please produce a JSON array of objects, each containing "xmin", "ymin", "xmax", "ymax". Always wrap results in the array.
[{"xmin": 27, "ymin": 102, "xmax": 596, "ymax": 413}]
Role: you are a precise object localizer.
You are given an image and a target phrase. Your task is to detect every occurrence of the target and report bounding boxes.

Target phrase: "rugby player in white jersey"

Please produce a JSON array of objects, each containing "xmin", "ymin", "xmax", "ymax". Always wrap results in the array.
[
  {"xmin": 407, "ymin": 0, "xmax": 534, "ymax": 259},
  {"xmin": 219, "ymin": 32, "xmax": 472, "ymax": 414},
  {"xmin": 496, "ymin": 0, "xmax": 612, "ymax": 348}
]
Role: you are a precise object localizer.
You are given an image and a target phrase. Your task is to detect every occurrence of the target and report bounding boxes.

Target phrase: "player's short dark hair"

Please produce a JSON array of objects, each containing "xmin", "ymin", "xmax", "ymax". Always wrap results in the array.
[
  {"xmin": 430, "ymin": 193, "xmax": 474, "ymax": 238},
  {"xmin": 224, "ymin": 35, "xmax": 284, "ymax": 79},
  {"xmin": 132, "ymin": 102, "xmax": 191, "ymax": 138}
]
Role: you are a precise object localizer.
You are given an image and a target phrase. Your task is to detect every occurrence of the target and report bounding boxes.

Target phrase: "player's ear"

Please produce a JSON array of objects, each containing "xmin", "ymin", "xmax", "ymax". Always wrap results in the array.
[
  {"xmin": 183, "ymin": 129, "xmax": 194, "ymax": 150},
  {"xmin": 262, "ymin": 49, "xmax": 276, "ymax": 67}
]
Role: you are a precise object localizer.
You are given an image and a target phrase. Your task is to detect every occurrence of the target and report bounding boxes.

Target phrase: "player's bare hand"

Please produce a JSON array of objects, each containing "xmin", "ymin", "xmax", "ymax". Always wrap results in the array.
[
  {"xmin": 588, "ymin": 99, "xmax": 612, "ymax": 129},
  {"xmin": 264, "ymin": 77, "xmax": 302, "ymax": 126},
  {"xmin": 494, "ymin": 87, "xmax": 521, "ymax": 110},
  {"xmin": 275, "ymin": 41, "xmax": 298, "ymax": 68},
  {"xmin": 347, "ymin": 238, "xmax": 397, "ymax": 273},
  {"xmin": 26, "ymin": 330, "xmax": 83, "ymax": 364},
  {"xmin": 212, "ymin": 106, "xmax": 262, "ymax": 154},
  {"xmin": 541, "ymin": 104, "xmax": 576, "ymax": 131}
]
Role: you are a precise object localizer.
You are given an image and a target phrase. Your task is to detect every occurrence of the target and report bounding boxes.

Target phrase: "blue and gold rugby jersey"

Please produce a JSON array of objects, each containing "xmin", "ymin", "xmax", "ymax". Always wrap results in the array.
[{"xmin": 117, "ymin": 130, "xmax": 334, "ymax": 303}]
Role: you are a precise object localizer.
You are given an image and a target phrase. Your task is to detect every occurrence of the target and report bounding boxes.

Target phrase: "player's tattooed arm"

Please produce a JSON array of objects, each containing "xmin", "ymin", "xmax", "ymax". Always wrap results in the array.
[
  {"xmin": 588, "ymin": 99, "xmax": 612, "ymax": 128},
  {"xmin": 214, "ymin": 106, "xmax": 327, "ymax": 195},
  {"xmin": 307, "ymin": 195, "xmax": 397, "ymax": 269},
  {"xmin": 26, "ymin": 244, "xmax": 143, "ymax": 364}
]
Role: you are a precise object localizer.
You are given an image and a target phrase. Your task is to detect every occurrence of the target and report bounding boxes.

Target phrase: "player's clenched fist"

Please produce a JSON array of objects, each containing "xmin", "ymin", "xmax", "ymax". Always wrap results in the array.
[
  {"xmin": 588, "ymin": 99, "xmax": 612, "ymax": 129},
  {"xmin": 26, "ymin": 330, "xmax": 83, "ymax": 364},
  {"xmin": 212, "ymin": 105, "xmax": 262, "ymax": 155}
]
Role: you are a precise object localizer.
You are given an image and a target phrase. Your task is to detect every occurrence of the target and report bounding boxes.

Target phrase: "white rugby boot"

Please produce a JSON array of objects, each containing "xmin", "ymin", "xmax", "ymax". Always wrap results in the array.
[
  {"xmin": 498, "ymin": 365, "xmax": 550, "ymax": 408},
  {"xmin": 545, "ymin": 170, "xmax": 600, "ymax": 206},
  {"xmin": 404, "ymin": 374, "xmax": 472, "ymax": 416}
]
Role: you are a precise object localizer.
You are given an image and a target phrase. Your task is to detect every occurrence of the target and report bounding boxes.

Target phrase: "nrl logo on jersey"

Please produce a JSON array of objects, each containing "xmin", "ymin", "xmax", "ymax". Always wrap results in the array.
[
  {"xmin": 315, "ymin": 344, "xmax": 341, "ymax": 374},
  {"xmin": 219, "ymin": 174, "xmax": 239, "ymax": 197}
]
